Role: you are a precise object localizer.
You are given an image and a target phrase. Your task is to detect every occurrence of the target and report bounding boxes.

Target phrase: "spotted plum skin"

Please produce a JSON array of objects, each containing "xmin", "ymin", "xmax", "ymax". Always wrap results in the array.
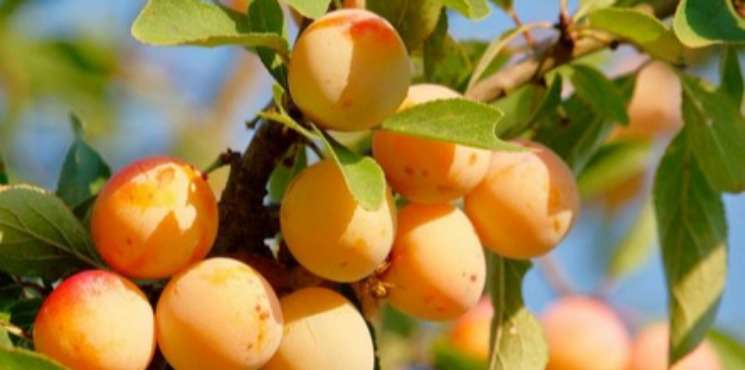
[
  {"xmin": 264, "ymin": 287, "xmax": 374, "ymax": 370},
  {"xmin": 382, "ymin": 204, "xmax": 486, "ymax": 321},
  {"xmin": 464, "ymin": 140, "xmax": 580, "ymax": 259},
  {"xmin": 33, "ymin": 270, "xmax": 156, "ymax": 370},
  {"xmin": 156, "ymin": 258, "xmax": 283, "ymax": 370},
  {"xmin": 627, "ymin": 323, "xmax": 722, "ymax": 370},
  {"xmin": 288, "ymin": 9, "xmax": 410, "ymax": 131},
  {"xmin": 91, "ymin": 156, "xmax": 218, "ymax": 280},
  {"xmin": 373, "ymin": 84, "xmax": 492, "ymax": 204},
  {"xmin": 280, "ymin": 159, "xmax": 396, "ymax": 282},
  {"xmin": 542, "ymin": 296, "xmax": 631, "ymax": 370}
]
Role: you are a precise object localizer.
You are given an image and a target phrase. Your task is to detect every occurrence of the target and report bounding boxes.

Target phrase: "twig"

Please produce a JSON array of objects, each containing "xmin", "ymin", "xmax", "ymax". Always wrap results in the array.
[
  {"xmin": 537, "ymin": 255, "xmax": 575, "ymax": 296},
  {"xmin": 202, "ymin": 149, "xmax": 240, "ymax": 178},
  {"xmin": 507, "ymin": 8, "xmax": 536, "ymax": 48}
]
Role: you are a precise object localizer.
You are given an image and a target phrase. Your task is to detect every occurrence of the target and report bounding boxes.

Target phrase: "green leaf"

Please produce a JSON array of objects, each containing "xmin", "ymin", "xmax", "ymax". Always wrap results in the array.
[
  {"xmin": 673, "ymin": 0, "xmax": 745, "ymax": 48},
  {"xmin": 718, "ymin": 47, "xmax": 743, "ymax": 105},
  {"xmin": 575, "ymin": 0, "xmax": 616, "ymax": 19},
  {"xmin": 283, "ymin": 0, "xmax": 330, "ymax": 19},
  {"xmin": 367, "ymin": 0, "xmax": 443, "ymax": 51},
  {"xmin": 0, "ymin": 154, "xmax": 7, "ymax": 185},
  {"xmin": 422, "ymin": 11, "xmax": 474, "ymax": 91},
  {"xmin": 492, "ymin": 76, "xmax": 562, "ymax": 139},
  {"xmin": 489, "ymin": 0, "xmax": 512, "ymax": 11},
  {"xmin": 433, "ymin": 340, "xmax": 487, "ymax": 370},
  {"xmin": 486, "ymin": 254, "xmax": 548, "ymax": 370},
  {"xmin": 56, "ymin": 115, "xmax": 111, "ymax": 212},
  {"xmin": 607, "ymin": 201, "xmax": 656, "ymax": 279},
  {"xmin": 0, "ymin": 346, "xmax": 68, "ymax": 370},
  {"xmin": 567, "ymin": 64, "xmax": 630, "ymax": 124},
  {"xmin": 0, "ymin": 185, "xmax": 103, "ymax": 279},
  {"xmin": 681, "ymin": 75, "xmax": 745, "ymax": 193},
  {"xmin": 708, "ymin": 330, "xmax": 745, "ymax": 370},
  {"xmin": 653, "ymin": 127, "xmax": 727, "ymax": 365},
  {"xmin": 131, "ymin": 0, "xmax": 288, "ymax": 55},
  {"xmin": 247, "ymin": 0, "xmax": 288, "ymax": 87},
  {"xmin": 468, "ymin": 23, "xmax": 550, "ymax": 89},
  {"xmin": 587, "ymin": 7, "xmax": 684, "ymax": 64},
  {"xmin": 268, "ymin": 145, "xmax": 307, "ymax": 203},
  {"xmin": 313, "ymin": 127, "xmax": 387, "ymax": 211},
  {"xmin": 436, "ymin": 0, "xmax": 490, "ymax": 19},
  {"xmin": 578, "ymin": 139, "xmax": 652, "ymax": 199},
  {"xmin": 381, "ymin": 99, "xmax": 517, "ymax": 150}
]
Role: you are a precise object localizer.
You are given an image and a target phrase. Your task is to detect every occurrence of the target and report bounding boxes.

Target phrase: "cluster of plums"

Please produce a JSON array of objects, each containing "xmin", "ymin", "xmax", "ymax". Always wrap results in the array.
[
  {"xmin": 32, "ymin": 7, "xmax": 582, "ymax": 370},
  {"xmin": 448, "ymin": 296, "xmax": 722, "ymax": 370}
]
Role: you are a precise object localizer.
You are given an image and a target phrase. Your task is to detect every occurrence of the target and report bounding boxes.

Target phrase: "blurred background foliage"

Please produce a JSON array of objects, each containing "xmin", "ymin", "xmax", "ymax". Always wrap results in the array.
[{"xmin": 0, "ymin": 0, "xmax": 743, "ymax": 369}]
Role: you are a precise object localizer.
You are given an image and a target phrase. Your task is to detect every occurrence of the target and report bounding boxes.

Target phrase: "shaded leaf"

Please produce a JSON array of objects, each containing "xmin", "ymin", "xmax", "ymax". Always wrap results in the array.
[
  {"xmin": 0, "ymin": 185, "xmax": 103, "ymax": 279},
  {"xmin": 247, "ymin": 0, "xmax": 288, "ymax": 87},
  {"xmin": 567, "ymin": 64, "xmax": 629, "ymax": 124},
  {"xmin": 131, "ymin": 0, "xmax": 288, "ymax": 55},
  {"xmin": 283, "ymin": 0, "xmax": 330, "ymax": 19},
  {"xmin": 607, "ymin": 201, "xmax": 656, "ymax": 279},
  {"xmin": 0, "ymin": 346, "xmax": 68, "ymax": 370},
  {"xmin": 681, "ymin": 75, "xmax": 745, "ymax": 193},
  {"xmin": 673, "ymin": 0, "xmax": 745, "ymax": 48},
  {"xmin": 0, "ymin": 154, "xmax": 7, "ymax": 185},
  {"xmin": 368, "ymin": 0, "xmax": 443, "ymax": 51},
  {"xmin": 578, "ymin": 139, "xmax": 652, "ymax": 199},
  {"xmin": 437, "ymin": 0, "xmax": 490, "ymax": 19},
  {"xmin": 653, "ymin": 127, "xmax": 727, "ymax": 365},
  {"xmin": 493, "ymin": 76, "xmax": 563, "ymax": 139},
  {"xmin": 575, "ymin": 0, "xmax": 616, "ymax": 19},
  {"xmin": 268, "ymin": 145, "xmax": 307, "ymax": 203},
  {"xmin": 708, "ymin": 330, "xmax": 745, "ymax": 370},
  {"xmin": 381, "ymin": 99, "xmax": 517, "ymax": 150},
  {"xmin": 718, "ymin": 47, "xmax": 743, "ymax": 105},
  {"xmin": 588, "ymin": 7, "xmax": 684, "ymax": 64},
  {"xmin": 422, "ymin": 12, "xmax": 474, "ymax": 91},
  {"xmin": 487, "ymin": 254, "xmax": 548, "ymax": 370},
  {"xmin": 56, "ymin": 115, "xmax": 111, "ymax": 212}
]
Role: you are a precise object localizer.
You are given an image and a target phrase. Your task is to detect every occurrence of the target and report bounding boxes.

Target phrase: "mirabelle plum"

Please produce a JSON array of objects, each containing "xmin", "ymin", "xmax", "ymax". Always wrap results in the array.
[
  {"xmin": 612, "ymin": 62, "xmax": 683, "ymax": 139},
  {"xmin": 91, "ymin": 156, "xmax": 218, "ymax": 279},
  {"xmin": 288, "ymin": 9, "xmax": 410, "ymax": 131},
  {"xmin": 373, "ymin": 84, "xmax": 492, "ymax": 203},
  {"xmin": 627, "ymin": 323, "xmax": 722, "ymax": 370},
  {"xmin": 264, "ymin": 287, "xmax": 374, "ymax": 370},
  {"xmin": 464, "ymin": 140, "xmax": 579, "ymax": 259},
  {"xmin": 34, "ymin": 270, "xmax": 155, "ymax": 370},
  {"xmin": 156, "ymin": 258, "xmax": 283, "ymax": 370},
  {"xmin": 542, "ymin": 296, "xmax": 631, "ymax": 370},
  {"xmin": 343, "ymin": 0, "xmax": 366, "ymax": 8},
  {"xmin": 449, "ymin": 298, "xmax": 493, "ymax": 361},
  {"xmin": 381, "ymin": 204, "xmax": 486, "ymax": 321},
  {"xmin": 280, "ymin": 159, "xmax": 396, "ymax": 282}
]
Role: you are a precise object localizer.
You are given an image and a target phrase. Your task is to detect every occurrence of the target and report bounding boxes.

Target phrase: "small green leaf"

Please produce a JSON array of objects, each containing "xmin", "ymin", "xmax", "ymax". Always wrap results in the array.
[
  {"xmin": 718, "ymin": 47, "xmax": 743, "ymax": 105},
  {"xmin": 268, "ymin": 145, "xmax": 307, "ymax": 203},
  {"xmin": 0, "ymin": 346, "xmax": 68, "ymax": 370},
  {"xmin": 673, "ymin": 0, "xmax": 745, "ymax": 48},
  {"xmin": 437, "ymin": 0, "xmax": 490, "ymax": 19},
  {"xmin": 422, "ymin": 11, "xmax": 474, "ymax": 91},
  {"xmin": 708, "ymin": 330, "xmax": 745, "ymax": 370},
  {"xmin": 56, "ymin": 115, "xmax": 111, "ymax": 212},
  {"xmin": 578, "ymin": 139, "xmax": 652, "ymax": 199},
  {"xmin": 468, "ymin": 23, "xmax": 550, "ymax": 89},
  {"xmin": 367, "ymin": 0, "xmax": 443, "ymax": 51},
  {"xmin": 487, "ymin": 254, "xmax": 548, "ymax": 370},
  {"xmin": 247, "ymin": 0, "xmax": 289, "ymax": 87},
  {"xmin": 587, "ymin": 7, "xmax": 684, "ymax": 64},
  {"xmin": 681, "ymin": 75, "xmax": 745, "ymax": 193},
  {"xmin": 131, "ymin": 0, "xmax": 288, "ymax": 55},
  {"xmin": 381, "ymin": 99, "xmax": 517, "ymax": 150},
  {"xmin": 567, "ymin": 64, "xmax": 630, "ymax": 124},
  {"xmin": 0, "ymin": 185, "xmax": 104, "ymax": 279},
  {"xmin": 489, "ymin": 0, "xmax": 512, "ymax": 11},
  {"xmin": 313, "ymin": 127, "xmax": 387, "ymax": 211},
  {"xmin": 575, "ymin": 0, "xmax": 616, "ymax": 19},
  {"xmin": 284, "ymin": 0, "xmax": 330, "ymax": 19},
  {"xmin": 654, "ymin": 127, "xmax": 727, "ymax": 365},
  {"xmin": 607, "ymin": 201, "xmax": 656, "ymax": 279},
  {"xmin": 0, "ymin": 154, "xmax": 7, "ymax": 185}
]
